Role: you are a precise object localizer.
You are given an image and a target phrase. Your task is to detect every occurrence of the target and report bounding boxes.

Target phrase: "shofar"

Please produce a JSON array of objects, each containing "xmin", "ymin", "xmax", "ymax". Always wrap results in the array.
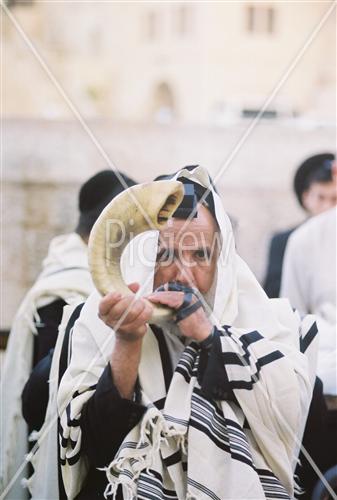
[{"xmin": 88, "ymin": 180, "xmax": 184, "ymax": 323}]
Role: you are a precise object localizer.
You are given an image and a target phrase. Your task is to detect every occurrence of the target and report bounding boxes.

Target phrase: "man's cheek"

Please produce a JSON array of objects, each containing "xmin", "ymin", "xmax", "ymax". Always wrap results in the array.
[
  {"xmin": 153, "ymin": 270, "xmax": 168, "ymax": 290},
  {"xmin": 197, "ymin": 271, "xmax": 214, "ymax": 294}
]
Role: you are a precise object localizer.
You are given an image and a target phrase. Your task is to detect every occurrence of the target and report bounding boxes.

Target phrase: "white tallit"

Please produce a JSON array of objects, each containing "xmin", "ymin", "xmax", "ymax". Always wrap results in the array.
[
  {"xmin": 58, "ymin": 167, "xmax": 318, "ymax": 499},
  {"xmin": 0, "ymin": 233, "xmax": 93, "ymax": 499},
  {"xmin": 26, "ymin": 303, "xmax": 83, "ymax": 500}
]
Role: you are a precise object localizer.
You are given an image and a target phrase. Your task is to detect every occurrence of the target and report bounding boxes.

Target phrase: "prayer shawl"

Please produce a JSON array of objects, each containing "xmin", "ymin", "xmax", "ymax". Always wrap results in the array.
[
  {"xmin": 26, "ymin": 303, "xmax": 83, "ymax": 500},
  {"xmin": 58, "ymin": 167, "xmax": 318, "ymax": 499},
  {"xmin": 281, "ymin": 207, "xmax": 337, "ymax": 395},
  {"xmin": 0, "ymin": 233, "xmax": 93, "ymax": 499}
]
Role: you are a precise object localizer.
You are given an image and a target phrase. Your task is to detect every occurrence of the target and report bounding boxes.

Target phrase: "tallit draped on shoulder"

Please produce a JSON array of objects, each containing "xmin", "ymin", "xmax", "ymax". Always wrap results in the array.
[
  {"xmin": 0, "ymin": 233, "xmax": 93, "ymax": 499},
  {"xmin": 58, "ymin": 168, "xmax": 318, "ymax": 500}
]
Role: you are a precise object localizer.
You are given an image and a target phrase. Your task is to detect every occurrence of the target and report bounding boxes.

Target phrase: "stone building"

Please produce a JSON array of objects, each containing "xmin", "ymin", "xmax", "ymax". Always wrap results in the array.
[
  {"xmin": 3, "ymin": 1, "xmax": 335, "ymax": 123},
  {"xmin": 2, "ymin": 1, "xmax": 336, "ymax": 330}
]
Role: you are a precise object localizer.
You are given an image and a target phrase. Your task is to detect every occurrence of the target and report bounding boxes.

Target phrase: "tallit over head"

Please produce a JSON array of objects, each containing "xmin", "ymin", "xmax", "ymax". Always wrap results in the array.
[
  {"xmin": 122, "ymin": 165, "xmax": 302, "ymax": 338},
  {"xmin": 58, "ymin": 166, "xmax": 318, "ymax": 500}
]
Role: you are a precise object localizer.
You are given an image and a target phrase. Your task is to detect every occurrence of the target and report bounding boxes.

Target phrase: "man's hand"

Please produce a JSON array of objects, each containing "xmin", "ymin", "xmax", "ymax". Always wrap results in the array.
[
  {"xmin": 98, "ymin": 283, "xmax": 153, "ymax": 342},
  {"xmin": 147, "ymin": 287, "xmax": 213, "ymax": 342}
]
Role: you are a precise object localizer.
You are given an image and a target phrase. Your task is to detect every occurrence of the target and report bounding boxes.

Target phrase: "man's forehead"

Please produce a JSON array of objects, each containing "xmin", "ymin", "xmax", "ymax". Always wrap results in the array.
[{"xmin": 159, "ymin": 206, "xmax": 218, "ymax": 244}]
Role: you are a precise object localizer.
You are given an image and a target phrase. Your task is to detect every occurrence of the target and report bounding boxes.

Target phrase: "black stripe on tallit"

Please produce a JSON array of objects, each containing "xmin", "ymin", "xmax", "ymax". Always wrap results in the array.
[
  {"xmin": 138, "ymin": 469, "xmax": 178, "ymax": 500},
  {"xmin": 59, "ymin": 450, "xmax": 82, "ymax": 467},
  {"xmin": 175, "ymin": 366, "xmax": 191, "ymax": 383},
  {"xmin": 257, "ymin": 469, "xmax": 290, "ymax": 500},
  {"xmin": 162, "ymin": 414, "xmax": 189, "ymax": 427},
  {"xmin": 58, "ymin": 421, "xmax": 77, "ymax": 450},
  {"xmin": 238, "ymin": 330, "xmax": 264, "ymax": 346},
  {"xmin": 65, "ymin": 403, "xmax": 80, "ymax": 427},
  {"xmin": 222, "ymin": 326, "xmax": 282, "ymax": 367},
  {"xmin": 177, "ymin": 328, "xmax": 283, "ymax": 391},
  {"xmin": 72, "ymin": 383, "xmax": 97, "ymax": 399},
  {"xmin": 163, "ymin": 450, "xmax": 182, "ymax": 467},
  {"xmin": 192, "ymin": 388, "xmax": 246, "ymax": 432},
  {"xmin": 190, "ymin": 412, "xmax": 252, "ymax": 468},
  {"xmin": 153, "ymin": 397, "xmax": 166, "ymax": 410},
  {"xmin": 190, "ymin": 395, "xmax": 253, "ymax": 466},
  {"xmin": 221, "ymin": 345, "xmax": 284, "ymax": 369},
  {"xmin": 225, "ymin": 350, "xmax": 285, "ymax": 390},
  {"xmin": 58, "ymin": 302, "xmax": 85, "ymax": 386},
  {"xmin": 175, "ymin": 345, "xmax": 199, "ymax": 383},
  {"xmin": 187, "ymin": 477, "xmax": 222, "ymax": 500},
  {"xmin": 57, "ymin": 303, "xmax": 84, "ymax": 500},
  {"xmin": 300, "ymin": 321, "xmax": 318, "ymax": 354},
  {"xmin": 213, "ymin": 326, "xmax": 285, "ymax": 390},
  {"xmin": 150, "ymin": 325, "xmax": 174, "ymax": 393}
]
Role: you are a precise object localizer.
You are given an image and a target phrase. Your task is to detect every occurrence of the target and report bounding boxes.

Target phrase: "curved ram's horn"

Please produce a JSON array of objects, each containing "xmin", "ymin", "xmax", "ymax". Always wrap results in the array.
[{"xmin": 88, "ymin": 180, "xmax": 184, "ymax": 323}]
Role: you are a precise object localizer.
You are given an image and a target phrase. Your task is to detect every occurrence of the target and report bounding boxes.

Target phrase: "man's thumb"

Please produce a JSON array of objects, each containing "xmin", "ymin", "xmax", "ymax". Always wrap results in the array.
[{"xmin": 128, "ymin": 282, "xmax": 140, "ymax": 293}]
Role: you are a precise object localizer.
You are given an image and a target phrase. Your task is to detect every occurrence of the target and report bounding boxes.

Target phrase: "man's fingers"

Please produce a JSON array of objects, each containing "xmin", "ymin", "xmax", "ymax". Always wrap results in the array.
[
  {"xmin": 123, "ymin": 303, "xmax": 153, "ymax": 330},
  {"xmin": 147, "ymin": 291, "xmax": 184, "ymax": 309},
  {"xmin": 106, "ymin": 297, "xmax": 146, "ymax": 324},
  {"xmin": 99, "ymin": 291, "xmax": 122, "ymax": 316}
]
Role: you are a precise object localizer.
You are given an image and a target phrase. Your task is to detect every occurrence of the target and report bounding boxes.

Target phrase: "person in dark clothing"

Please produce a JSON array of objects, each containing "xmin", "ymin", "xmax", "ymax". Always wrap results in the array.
[
  {"xmin": 295, "ymin": 377, "xmax": 337, "ymax": 499},
  {"xmin": 22, "ymin": 348, "xmax": 56, "ymax": 433},
  {"xmin": 58, "ymin": 166, "xmax": 317, "ymax": 500},
  {"xmin": 264, "ymin": 152, "xmax": 336, "ymax": 298},
  {"xmin": 21, "ymin": 170, "xmax": 137, "ymax": 434},
  {"xmin": 32, "ymin": 299, "xmax": 67, "ymax": 367}
]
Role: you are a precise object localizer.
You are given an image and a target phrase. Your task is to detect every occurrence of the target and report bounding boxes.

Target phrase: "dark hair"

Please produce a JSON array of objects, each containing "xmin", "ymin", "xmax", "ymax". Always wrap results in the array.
[
  {"xmin": 76, "ymin": 170, "xmax": 137, "ymax": 237},
  {"xmin": 302, "ymin": 160, "xmax": 333, "ymax": 190},
  {"xmin": 294, "ymin": 153, "xmax": 335, "ymax": 207}
]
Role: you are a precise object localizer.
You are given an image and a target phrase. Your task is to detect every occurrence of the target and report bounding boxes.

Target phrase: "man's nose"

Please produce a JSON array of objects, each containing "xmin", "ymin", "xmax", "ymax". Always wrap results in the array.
[{"xmin": 173, "ymin": 261, "xmax": 195, "ymax": 287}]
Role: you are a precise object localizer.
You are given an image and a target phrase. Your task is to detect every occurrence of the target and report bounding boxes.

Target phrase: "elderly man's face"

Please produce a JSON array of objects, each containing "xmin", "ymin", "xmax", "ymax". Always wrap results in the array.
[{"xmin": 153, "ymin": 204, "xmax": 219, "ymax": 294}]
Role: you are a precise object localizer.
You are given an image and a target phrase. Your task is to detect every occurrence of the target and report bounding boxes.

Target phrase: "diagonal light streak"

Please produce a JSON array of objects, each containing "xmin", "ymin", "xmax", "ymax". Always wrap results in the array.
[
  {"xmin": 1, "ymin": 0, "xmax": 189, "ymax": 296},
  {"xmin": 211, "ymin": 0, "xmax": 337, "ymax": 183},
  {"xmin": 1, "ymin": 1, "xmax": 336, "ymax": 497},
  {"xmin": 0, "ymin": 1, "xmax": 161, "ymax": 239},
  {"xmin": 3, "ymin": 221, "xmax": 335, "ymax": 498},
  {"xmin": 169, "ymin": 0, "xmax": 337, "ymax": 247}
]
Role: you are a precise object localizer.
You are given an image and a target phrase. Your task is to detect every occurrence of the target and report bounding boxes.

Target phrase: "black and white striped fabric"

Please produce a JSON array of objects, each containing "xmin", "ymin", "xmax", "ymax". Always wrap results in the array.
[
  {"xmin": 58, "ymin": 166, "xmax": 318, "ymax": 499},
  {"xmin": 102, "ymin": 319, "xmax": 317, "ymax": 500},
  {"xmin": 58, "ymin": 298, "xmax": 317, "ymax": 499},
  {"xmin": 0, "ymin": 233, "xmax": 93, "ymax": 500}
]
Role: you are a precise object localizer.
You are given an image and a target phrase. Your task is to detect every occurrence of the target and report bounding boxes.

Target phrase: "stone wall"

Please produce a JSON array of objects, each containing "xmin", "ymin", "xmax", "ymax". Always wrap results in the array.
[
  {"xmin": 2, "ymin": 118, "xmax": 335, "ymax": 328},
  {"xmin": 4, "ymin": 3, "xmax": 335, "ymax": 123}
]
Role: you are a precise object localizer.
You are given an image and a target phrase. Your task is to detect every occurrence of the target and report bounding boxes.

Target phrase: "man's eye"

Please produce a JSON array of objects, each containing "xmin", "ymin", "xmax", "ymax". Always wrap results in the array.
[
  {"xmin": 157, "ymin": 249, "xmax": 172, "ymax": 262},
  {"xmin": 195, "ymin": 249, "xmax": 209, "ymax": 260}
]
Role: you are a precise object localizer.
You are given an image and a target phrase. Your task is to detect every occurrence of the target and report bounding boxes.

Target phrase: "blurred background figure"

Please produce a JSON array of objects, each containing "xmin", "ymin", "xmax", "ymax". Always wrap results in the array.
[
  {"xmin": 0, "ymin": 170, "xmax": 136, "ymax": 500},
  {"xmin": 264, "ymin": 153, "xmax": 336, "ymax": 298},
  {"xmin": 281, "ymin": 203, "xmax": 337, "ymax": 499}
]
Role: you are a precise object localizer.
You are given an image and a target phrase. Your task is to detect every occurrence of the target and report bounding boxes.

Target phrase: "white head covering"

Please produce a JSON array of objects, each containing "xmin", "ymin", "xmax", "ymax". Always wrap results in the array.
[
  {"xmin": 58, "ymin": 166, "xmax": 317, "ymax": 499},
  {"xmin": 122, "ymin": 165, "xmax": 299, "ymax": 343}
]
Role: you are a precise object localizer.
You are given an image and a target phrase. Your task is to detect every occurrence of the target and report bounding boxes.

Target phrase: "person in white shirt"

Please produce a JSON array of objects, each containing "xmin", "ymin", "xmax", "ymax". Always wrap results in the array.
[{"xmin": 281, "ymin": 206, "xmax": 336, "ymax": 396}]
